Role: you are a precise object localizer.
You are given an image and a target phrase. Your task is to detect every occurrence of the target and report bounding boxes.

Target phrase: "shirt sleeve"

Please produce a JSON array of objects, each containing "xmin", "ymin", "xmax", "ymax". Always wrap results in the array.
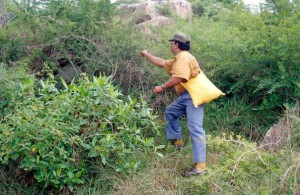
[{"xmin": 164, "ymin": 59, "xmax": 174, "ymax": 75}]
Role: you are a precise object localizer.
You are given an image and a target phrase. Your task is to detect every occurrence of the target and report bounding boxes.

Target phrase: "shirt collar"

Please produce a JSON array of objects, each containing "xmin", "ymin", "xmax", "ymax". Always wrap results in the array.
[{"xmin": 174, "ymin": 50, "xmax": 189, "ymax": 59}]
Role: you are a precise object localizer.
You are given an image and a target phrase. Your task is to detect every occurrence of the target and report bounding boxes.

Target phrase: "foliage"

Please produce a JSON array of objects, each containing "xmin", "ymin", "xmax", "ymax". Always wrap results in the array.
[
  {"xmin": 0, "ymin": 73, "xmax": 159, "ymax": 190},
  {"xmin": 1, "ymin": 0, "xmax": 300, "ymax": 192},
  {"xmin": 189, "ymin": 0, "xmax": 239, "ymax": 17},
  {"xmin": 0, "ymin": 31, "xmax": 26, "ymax": 63},
  {"xmin": 0, "ymin": 0, "xmax": 115, "ymax": 74},
  {"xmin": 0, "ymin": 63, "xmax": 28, "ymax": 120},
  {"xmin": 1, "ymin": 0, "xmax": 299, "ymax": 127},
  {"xmin": 1, "ymin": 0, "xmax": 165, "ymax": 100}
]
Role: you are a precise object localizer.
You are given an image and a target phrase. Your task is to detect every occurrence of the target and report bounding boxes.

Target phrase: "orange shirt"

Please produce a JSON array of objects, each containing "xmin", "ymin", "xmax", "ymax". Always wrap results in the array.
[{"xmin": 164, "ymin": 51, "xmax": 200, "ymax": 94}]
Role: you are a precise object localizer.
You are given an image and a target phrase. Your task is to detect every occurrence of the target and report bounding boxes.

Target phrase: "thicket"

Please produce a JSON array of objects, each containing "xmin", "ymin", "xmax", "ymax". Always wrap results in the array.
[
  {"xmin": 0, "ymin": 0, "xmax": 299, "ymax": 193},
  {"xmin": 0, "ymin": 71, "xmax": 159, "ymax": 190},
  {"xmin": 2, "ymin": 0, "xmax": 299, "ymax": 137}
]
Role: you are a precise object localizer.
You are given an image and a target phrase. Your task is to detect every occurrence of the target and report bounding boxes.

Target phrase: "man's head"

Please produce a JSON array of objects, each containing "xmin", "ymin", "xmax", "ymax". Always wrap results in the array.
[{"xmin": 169, "ymin": 31, "xmax": 190, "ymax": 52}]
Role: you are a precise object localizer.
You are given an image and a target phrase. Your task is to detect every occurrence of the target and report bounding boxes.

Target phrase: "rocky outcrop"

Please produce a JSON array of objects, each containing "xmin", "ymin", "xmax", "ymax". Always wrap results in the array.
[
  {"xmin": 259, "ymin": 120, "xmax": 291, "ymax": 152},
  {"xmin": 118, "ymin": 0, "xmax": 192, "ymax": 27}
]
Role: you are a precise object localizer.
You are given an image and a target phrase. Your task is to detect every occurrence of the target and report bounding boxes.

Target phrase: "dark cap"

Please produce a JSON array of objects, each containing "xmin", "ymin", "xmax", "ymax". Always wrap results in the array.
[{"xmin": 169, "ymin": 31, "xmax": 190, "ymax": 43}]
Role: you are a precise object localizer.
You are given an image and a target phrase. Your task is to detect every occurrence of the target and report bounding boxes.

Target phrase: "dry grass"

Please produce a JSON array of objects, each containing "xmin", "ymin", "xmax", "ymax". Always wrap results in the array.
[
  {"xmin": 113, "ymin": 103, "xmax": 300, "ymax": 194},
  {"xmin": 114, "ymin": 146, "xmax": 193, "ymax": 195}
]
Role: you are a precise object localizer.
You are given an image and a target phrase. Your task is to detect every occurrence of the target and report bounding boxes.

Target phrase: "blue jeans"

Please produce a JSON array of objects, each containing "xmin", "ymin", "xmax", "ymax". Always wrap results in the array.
[{"xmin": 165, "ymin": 91, "xmax": 206, "ymax": 163}]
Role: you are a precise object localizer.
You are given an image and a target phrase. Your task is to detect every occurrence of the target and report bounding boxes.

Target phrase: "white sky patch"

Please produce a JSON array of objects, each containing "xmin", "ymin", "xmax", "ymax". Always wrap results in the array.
[
  {"xmin": 243, "ymin": 0, "xmax": 266, "ymax": 6},
  {"xmin": 243, "ymin": 0, "xmax": 266, "ymax": 12},
  {"xmin": 243, "ymin": 0, "xmax": 266, "ymax": 7}
]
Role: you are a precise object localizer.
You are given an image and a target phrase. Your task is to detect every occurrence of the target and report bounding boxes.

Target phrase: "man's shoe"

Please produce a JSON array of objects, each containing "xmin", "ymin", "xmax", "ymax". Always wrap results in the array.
[
  {"xmin": 170, "ymin": 139, "xmax": 184, "ymax": 150},
  {"xmin": 183, "ymin": 168, "xmax": 206, "ymax": 177}
]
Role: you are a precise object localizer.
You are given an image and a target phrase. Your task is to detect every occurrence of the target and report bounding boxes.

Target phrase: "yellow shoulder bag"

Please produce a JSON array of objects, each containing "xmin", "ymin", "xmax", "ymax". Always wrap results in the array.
[{"xmin": 180, "ymin": 71, "xmax": 225, "ymax": 107}]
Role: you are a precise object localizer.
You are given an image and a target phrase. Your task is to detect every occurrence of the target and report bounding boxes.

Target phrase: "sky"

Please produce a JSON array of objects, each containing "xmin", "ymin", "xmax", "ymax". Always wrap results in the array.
[
  {"xmin": 243, "ymin": 0, "xmax": 266, "ymax": 11},
  {"xmin": 243, "ymin": 0, "xmax": 266, "ymax": 6}
]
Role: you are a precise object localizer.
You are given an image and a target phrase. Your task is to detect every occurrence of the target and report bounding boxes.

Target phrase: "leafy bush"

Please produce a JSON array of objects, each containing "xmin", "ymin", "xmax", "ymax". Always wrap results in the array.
[
  {"xmin": 0, "ymin": 63, "xmax": 28, "ymax": 119},
  {"xmin": 0, "ymin": 73, "xmax": 159, "ymax": 190},
  {"xmin": 0, "ymin": 29, "xmax": 26, "ymax": 63}
]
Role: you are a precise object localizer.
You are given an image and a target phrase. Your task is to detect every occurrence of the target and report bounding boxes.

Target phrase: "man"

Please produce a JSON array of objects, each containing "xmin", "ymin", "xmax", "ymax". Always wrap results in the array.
[{"xmin": 140, "ymin": 31, "xmax": 206, "ymax": 176}]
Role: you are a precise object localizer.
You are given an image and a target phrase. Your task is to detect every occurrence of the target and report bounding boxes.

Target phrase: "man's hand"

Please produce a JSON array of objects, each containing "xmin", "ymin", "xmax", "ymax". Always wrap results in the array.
[
  {"xmin": 140, "ymin": 50, "xmax": 165, "ymax": 67},
  {"xmin": 140, "ymin": 50, "xmax": 149, "ymax": 58},
  {"xmin": 153, "ymin": 86, "xmax": 164, "ymax": 95}
]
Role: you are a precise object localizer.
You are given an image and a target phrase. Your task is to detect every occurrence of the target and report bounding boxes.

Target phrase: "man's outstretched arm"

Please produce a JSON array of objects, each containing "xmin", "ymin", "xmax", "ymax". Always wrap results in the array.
[{"xmin": 140, "ymin": 50, "xmax": 165, "ymax": 68}]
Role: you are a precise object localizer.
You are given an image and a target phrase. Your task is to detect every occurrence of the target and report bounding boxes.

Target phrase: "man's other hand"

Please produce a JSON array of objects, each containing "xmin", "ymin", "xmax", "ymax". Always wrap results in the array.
[{"xmin": 153, "ymin": 86, "xmax": 164, "ymax": 95}]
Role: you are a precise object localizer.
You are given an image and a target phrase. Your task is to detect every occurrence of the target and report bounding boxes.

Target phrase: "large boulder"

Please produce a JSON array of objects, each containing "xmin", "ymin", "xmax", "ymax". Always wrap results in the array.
[
  {"xmin": 118, "ymin": 0, "xmax": 192, "ymax": 27},
  {"xmin": 259, "ymin": 120, "xmax": 291, "ymax": 152}
]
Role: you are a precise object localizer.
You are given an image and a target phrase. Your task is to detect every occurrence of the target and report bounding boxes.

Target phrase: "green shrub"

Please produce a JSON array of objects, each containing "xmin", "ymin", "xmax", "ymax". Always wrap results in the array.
[
  {"xmin": 0, "ymin": 63, "xmax": 28, "ymax": 119},
  {"xmin": 0, "ymin": 29, "xmax": 26, "ymax": 63},
  {"xmin": 0, "ymin": 73, "xmax": 159, "ymax": 190}
]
